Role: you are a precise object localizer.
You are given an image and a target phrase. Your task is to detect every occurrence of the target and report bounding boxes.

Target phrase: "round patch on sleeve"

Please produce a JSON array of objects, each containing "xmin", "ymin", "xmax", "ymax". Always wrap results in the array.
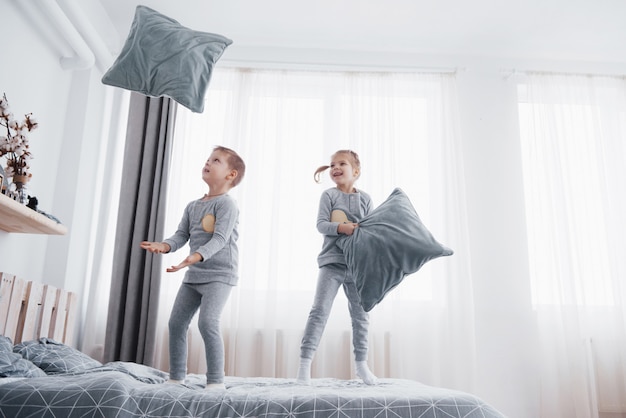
[
  {"xmin": 331, "ymin": 210, "xmax": 349, "ymax": 223},
  {"xmin": 202, "ymin": 214, "xmax": 215, "ymax": 232}
]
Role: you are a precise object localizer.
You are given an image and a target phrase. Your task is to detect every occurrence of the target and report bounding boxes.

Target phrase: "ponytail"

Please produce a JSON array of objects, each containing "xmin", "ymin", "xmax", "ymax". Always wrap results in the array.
[{"xmin": 314, "ymin": 165, "xmax": 330, "ymax": 183}]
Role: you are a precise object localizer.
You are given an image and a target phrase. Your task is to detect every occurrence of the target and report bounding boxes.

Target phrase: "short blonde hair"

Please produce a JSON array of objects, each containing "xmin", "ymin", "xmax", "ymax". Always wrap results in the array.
[{"xmin": 214, "ymin": 146, "xmax": 246, "ymax": 187}]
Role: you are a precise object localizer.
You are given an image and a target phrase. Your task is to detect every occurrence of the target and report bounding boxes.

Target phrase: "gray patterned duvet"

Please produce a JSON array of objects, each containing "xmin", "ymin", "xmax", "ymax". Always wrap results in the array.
[
  {"xmin": 0, "ymin": 365, "xmax": 505, "ymax": 418},
  {"xmin": 0, "ymin": 338, "xmax": 505, "ymax": 418}
]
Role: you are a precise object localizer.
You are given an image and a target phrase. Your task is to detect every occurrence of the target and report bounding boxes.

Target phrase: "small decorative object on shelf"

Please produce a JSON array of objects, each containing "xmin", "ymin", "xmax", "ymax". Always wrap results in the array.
[
  {"xmin": 26, "ymin": 195, "xmax": 38, "ymax": 211},
  {"xmin": 9, "ymin": 174, "xmax": 29, "ymax": 204},
  {"xmin": 0, "ymin": 93, "xmax": 38, "ymax": 204},
  {"xmin": 0, "ymin": 165, "xmax": 5, "ymax": 195}
]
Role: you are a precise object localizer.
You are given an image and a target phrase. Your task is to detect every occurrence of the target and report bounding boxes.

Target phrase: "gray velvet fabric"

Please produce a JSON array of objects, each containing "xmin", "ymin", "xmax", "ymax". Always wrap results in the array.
[
  {"xmin": 103, "ymin": 93, "xmax": 176, "ymax": 366},
  {"xmin": 337, "ymin": 188, "xmax": 453, "ymax": 312},
  {"xmin": 101, "ymin": 5, "xmax": 232, "ymax": 113}
]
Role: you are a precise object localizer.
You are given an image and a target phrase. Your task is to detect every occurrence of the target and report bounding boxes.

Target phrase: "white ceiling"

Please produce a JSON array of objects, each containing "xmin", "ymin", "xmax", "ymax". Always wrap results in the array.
[{"xmin": 98, "ymin": 0, "xmax": 626, "ymax": 64}]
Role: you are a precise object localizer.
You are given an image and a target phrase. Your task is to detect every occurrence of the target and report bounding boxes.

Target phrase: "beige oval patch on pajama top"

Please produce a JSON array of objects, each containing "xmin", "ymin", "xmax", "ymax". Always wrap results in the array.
[
  {"xmin": 202, "ymin": 214, "xmax": 215, "ymax": 232},
  {"xmin": 331, "ymin": 210, "xmax": 349, "ymax": 223}
]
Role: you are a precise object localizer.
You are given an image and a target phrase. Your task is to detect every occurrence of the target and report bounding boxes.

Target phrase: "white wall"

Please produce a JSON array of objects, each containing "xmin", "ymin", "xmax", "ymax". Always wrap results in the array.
[
  {"xmin": 0, "ymin": 1, "xmax": 116, "ymax": 328},
  {"xmin": 2, "ymin": 2, "xmax": 67, "ymax": 283},
  {"xmin": 2, "ymin": 2, "xmax": 626, "ymax": 418}
]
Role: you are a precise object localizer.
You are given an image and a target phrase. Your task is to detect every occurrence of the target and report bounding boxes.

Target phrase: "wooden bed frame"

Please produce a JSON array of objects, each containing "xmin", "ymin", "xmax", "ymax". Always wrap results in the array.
[{"xmin": 0, "ymin": 272, "xmax": 78, "ymax": 346}]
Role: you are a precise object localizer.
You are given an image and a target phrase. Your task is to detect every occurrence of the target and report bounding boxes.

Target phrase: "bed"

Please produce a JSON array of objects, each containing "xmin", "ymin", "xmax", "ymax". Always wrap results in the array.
[{"xmin": 0, "ymin": 274, "xmax": 506, "ymax": 418}]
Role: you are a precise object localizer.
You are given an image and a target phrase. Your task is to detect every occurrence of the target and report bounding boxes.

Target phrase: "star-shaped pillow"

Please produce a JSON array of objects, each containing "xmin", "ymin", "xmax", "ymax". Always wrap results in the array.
[{"xmin": 102, "ymin": 5, "xmax": 232, "ymax": 113}]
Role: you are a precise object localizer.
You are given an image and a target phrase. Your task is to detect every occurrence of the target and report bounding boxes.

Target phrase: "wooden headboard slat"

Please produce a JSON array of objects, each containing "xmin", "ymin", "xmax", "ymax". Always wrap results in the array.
[
  {"xmin": 64, "ymin": 292, "xmax": 78, "ymax": 346},
  {"xmin": 3, "ymin": 276, "xmax": 28, "ymax": 342},
  {"xmin": 21, "ymin": 281, "xmax": 44, "ymax": 343},
  {"xmin": 37, "ymin": 284, "xmax": 58, "ymax": 340},
  {"xmin": 0, "ymin": 273, "xmax": 78, "ymax": 346},
  {"xmin": 50, "ymin": 289, "xmax": 68, "ymax": 342},
  {"xmin": 0, "ymin": 273, "xmax": 16, "ymax": 335}
]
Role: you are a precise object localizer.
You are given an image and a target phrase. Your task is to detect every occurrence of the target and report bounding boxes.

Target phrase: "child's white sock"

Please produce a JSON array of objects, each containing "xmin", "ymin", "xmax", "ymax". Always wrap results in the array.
[
  {"xmin": 167, "ymin": 379, "xmax": 184, "ymax": 384},
  {"xmin": 355, "ymin": 361, "xmax": 378, "ymax": 385},
  {"xmin": 297, "ymin": 358, "xmax": 312, "ymax": 384},
  {"xmin": 205, "ymin": 383, "xmax": 226, "ymax": 391}
]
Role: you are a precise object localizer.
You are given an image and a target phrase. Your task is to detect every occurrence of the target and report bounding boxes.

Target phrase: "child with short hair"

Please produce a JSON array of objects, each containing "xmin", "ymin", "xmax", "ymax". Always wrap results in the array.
[{"xmin": 141, "ymin": 145, "xmax": 245, "ymax": 391}]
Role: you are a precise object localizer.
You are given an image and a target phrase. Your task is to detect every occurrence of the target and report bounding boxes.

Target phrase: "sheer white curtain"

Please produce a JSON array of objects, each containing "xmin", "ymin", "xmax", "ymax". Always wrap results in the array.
[
  {"xmin": 154, "ymin": 67, "xmax": 475, "ymax": 390},
  {"xmin": 518, "ymin": 73, "xmax": 626, "ymax": 418},
  {"xmin": 78, "ymin": 89, "xmax": 129, "ymax": 361}
]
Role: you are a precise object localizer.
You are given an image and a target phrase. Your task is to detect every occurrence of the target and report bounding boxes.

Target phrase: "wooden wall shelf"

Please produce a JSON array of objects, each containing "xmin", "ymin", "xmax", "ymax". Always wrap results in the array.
[{"xmin": 0, "ymin": 193, "xmax": 67, "ymax": 235}]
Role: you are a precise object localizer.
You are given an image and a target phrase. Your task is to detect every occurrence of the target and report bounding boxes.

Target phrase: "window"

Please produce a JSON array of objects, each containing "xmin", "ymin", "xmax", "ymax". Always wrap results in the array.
[
  {"xmin": 152, "ymin": 68, "xmax": 473, "ymax": 383},
  {"xmin": 517, "ymin": 72, "xmax": 626, "ymax": 416},
  {"xmin": 517, "ymin": 75, "xmax": 626, "ymax": 307},
  {"xmin": 164, "ymin": 69, "xmax": 451, "ymax": 306}
]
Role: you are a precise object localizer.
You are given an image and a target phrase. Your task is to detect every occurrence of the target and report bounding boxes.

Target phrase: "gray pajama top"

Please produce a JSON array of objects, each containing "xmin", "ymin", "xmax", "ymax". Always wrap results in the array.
[
  {"xmin": 316, "ymin": 187, "xmax": 372, "ymax": 268},
  {"xmin": 164, "ymin": 194, "xmax": 239, "ymax": 285}
]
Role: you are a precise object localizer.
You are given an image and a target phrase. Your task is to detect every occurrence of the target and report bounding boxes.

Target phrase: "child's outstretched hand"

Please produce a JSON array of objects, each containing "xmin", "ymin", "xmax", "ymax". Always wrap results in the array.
[
  {"xmin": 166, "ymin": 252, "xmax": 203, "ymax": 273},
  {"xmin": 140, "ymin": 241, "xmax": 171, "ymax": 254}
]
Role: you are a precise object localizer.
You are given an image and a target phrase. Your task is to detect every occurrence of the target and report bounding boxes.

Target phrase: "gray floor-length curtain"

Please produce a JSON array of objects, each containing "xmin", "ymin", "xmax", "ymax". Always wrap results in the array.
[{"xmin": 104, "ymin": 92, "xmax": 177, "ymax": 366}]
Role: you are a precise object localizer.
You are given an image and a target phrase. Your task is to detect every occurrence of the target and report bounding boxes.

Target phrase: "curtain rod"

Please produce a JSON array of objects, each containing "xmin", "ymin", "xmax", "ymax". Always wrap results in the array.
[
  {"xmin": 501, "ymin": 68, "xmax": 626, "ymax": 80},
  {"xmin": 219, "ymin": 59, "xmax": 464, "ymax": 74}
]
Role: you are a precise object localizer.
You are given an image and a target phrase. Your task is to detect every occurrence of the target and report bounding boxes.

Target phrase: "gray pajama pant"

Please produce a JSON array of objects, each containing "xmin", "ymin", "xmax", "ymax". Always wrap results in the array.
[
  {"xmin": 300, "ymin": 263, "xmax": 370, "ymax": 362},
  {"xmin": 168, "ymin": 281, "xmax": 232, "ymax": 384}
]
